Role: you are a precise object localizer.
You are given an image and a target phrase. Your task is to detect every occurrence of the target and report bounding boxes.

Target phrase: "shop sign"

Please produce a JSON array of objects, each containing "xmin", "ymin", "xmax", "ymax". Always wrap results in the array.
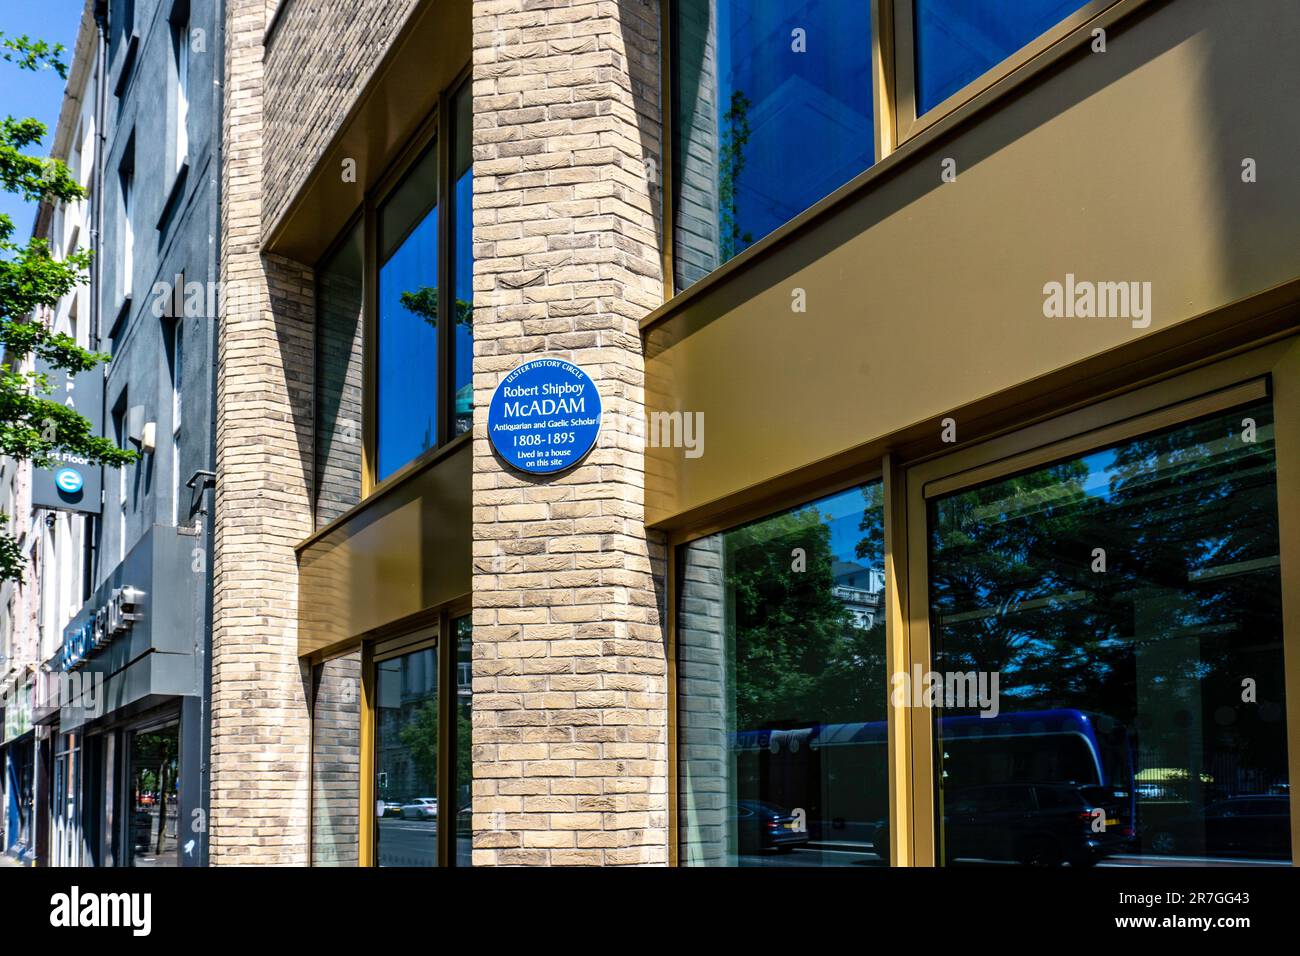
[
  {"xmin": 60, "ymin": 585, "xmax": 145, "ymax": 671},
  {"xmin": 487, "ymin": 358, "xmax": 602, "ymax": 475},
  {"xmin": 31, "ymin": 358, "xmax": 104, "ymax": 515}
]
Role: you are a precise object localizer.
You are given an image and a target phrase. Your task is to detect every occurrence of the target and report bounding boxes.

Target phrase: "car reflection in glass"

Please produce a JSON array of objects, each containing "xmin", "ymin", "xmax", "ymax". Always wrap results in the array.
[
  {"xmin": 875, "ymin": 783, "xmax": 1134, "ymax": 866},
  {"xmin": 399, "ymin": 797, "xmax": 438, "ymax": 821},
  {"xmin": 733, "ymin": 801, "xmax": 811, "ymax": 854}
]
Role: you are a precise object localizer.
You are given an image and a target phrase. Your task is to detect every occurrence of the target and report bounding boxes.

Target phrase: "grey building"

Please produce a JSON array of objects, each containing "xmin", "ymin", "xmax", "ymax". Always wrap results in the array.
[{"xmin": 39, "ymin": 0, "xmax": 222, "ymax": 868}]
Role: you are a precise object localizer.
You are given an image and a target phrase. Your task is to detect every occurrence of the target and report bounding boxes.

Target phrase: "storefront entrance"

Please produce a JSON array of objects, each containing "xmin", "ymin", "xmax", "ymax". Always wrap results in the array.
[
  {"xmin": 3, "ymin": 737, "xmax": 34, "ymax": 858},
  {"xmin": 126, "ymin": 719, "xmax": 180, "ymax": 867}
]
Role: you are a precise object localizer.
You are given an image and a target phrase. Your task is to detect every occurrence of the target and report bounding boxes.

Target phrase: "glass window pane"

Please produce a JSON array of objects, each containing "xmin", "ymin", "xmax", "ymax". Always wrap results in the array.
[
  {"xmin": 375, "ymin": 646, "xmax": 439, "ymax": 866},
  {"xmin": 451, "ymin": 82, "xmax": 475, "ymax": 438},
  {"xmin": 377, "ymin": 147, "xmax": 439, "ymax": 481},
  {"xmin": 914, "ymin": 0, "xmax": 1093, "ymax": 115},
  {"xmin": 312, "ymin": 652, "xmax": 362, "ymax": 866},
  {"xmin": 315, "ymin": 221, "xmax": 364, "ymax": 526},
  {"xmin": 673, "ymin": 0, "xmax": 874, "ymax": 291},
  {"xmin": 928, "ymin": 401, "xmax": 1289, "ymax": 866},
  {"xmin": 454, "ymin": 616, "xmax": 473, "ymax": 866},
  {"xmin": 678, "ymin": 482, "xmax": 888, "ymax": 866},
  {"xmin": 129, "ymin": 723, "xmax": 179, "ymax": 867}
]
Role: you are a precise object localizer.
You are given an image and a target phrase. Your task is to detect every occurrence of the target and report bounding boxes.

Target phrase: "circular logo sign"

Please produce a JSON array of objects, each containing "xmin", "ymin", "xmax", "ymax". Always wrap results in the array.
[
  {"xmin": 55, "ymin": 467, "xmax": 84, "ymax": 495},
  {"xmin": 488, "ymin": 358, "xmax": 602, "ymax": 475}
]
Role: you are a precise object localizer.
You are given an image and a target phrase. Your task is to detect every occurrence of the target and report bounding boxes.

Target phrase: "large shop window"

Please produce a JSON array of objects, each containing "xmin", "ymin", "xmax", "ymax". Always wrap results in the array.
[
  {"xmin": 375, "ymin": 646, "xmax": 439, "ymax": 867},
  {"xmin": 311, "ymin": 652, "xmax": 362, "ymax": 866},
  {"xmin": 913, "ymin": 0, "xmax": 1096, "ymax": 116},
  {"xmin": 672, "ymin": 0, "xmax": 874, "ymax": 291},
  {"xmin": 928, "ymin": 400, "xmax": 1289, "ymax": 866},
  {"xmin": 678, "ymin": 482, "xmax": 888, "ymax": 866}
]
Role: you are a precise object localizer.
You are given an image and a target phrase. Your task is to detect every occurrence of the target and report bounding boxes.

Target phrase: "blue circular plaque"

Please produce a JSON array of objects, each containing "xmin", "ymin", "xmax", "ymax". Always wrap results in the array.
[
  {"xmin": 488, "ymin": 358, "xmax": 602, "ymax": 475},
  {"xmin": 55, "ymin": 467, "xmax": 84, "ymax": 494}
]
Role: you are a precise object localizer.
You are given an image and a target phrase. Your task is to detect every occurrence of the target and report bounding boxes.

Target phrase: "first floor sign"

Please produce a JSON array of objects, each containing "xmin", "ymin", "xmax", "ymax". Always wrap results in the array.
[
  {"xmin": 488, "ymin": 358, "xmax": 602, "ymax": 475},
  {"xmin": 32, "ymin": 359, "xmax": 103, "ymax": 515}
]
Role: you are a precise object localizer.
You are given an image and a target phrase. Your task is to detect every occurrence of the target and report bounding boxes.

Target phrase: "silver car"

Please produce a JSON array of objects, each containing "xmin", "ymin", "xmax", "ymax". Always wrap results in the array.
[{"xmin": 400, "ymin": 797, "xmax": 438, "ymax": 820}]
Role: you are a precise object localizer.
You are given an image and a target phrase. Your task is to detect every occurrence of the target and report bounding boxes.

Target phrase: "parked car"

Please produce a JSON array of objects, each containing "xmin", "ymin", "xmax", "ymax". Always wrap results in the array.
[
  {"xmin": 1148, "ymin": 795, "xmax": 1289, "ymax": 859},
  {"xmin": 876, "ymin": 783, "xmax": 1133, "ymax": 866},
  {"xmin": 732, "ymin": 800, "xmax": 810, "ymax": 854},
  {"xmin": 400, "ymin": 797, "xmax": 438, "ymax": 820}
]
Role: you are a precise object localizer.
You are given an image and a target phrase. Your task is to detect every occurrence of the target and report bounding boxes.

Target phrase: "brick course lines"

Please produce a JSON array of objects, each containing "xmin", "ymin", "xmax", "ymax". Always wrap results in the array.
[{"xmin": 469, "ymin": 0, "xmax": 669, "ymax": 866}]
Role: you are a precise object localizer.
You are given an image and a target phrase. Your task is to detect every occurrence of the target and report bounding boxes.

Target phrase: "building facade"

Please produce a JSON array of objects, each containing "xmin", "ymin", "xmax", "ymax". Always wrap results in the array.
[
  {"xmin": 79, "ymin": 0, "xmax": 222, "ymax": 868},
  {"xmin": 7, "ymin": 0, "xmax": 1299, "ymax": 869},
  {"xmin": 214, "ymin": 0, "xmax": 1300, "ymax": 868},
  {"xmin": 1, "ymin": 4, "xmax": 104, "ymax": 866},
  {"xmin": 1, "ymin": 0, "xmax": 221, "ymax": 867}
]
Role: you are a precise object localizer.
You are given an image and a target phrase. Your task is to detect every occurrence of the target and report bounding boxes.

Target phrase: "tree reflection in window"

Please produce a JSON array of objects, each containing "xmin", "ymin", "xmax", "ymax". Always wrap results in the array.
[{"xmin": 929, "ymin": 402, "xmax": 1289, "ymax": 864}]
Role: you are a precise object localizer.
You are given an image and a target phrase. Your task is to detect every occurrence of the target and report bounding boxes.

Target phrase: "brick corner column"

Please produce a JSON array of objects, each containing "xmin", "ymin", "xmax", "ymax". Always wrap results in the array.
[
  {"xmin": 470, "ymin": 0, "xmax": 669, "ymax": 866},
  {"xmin": 211, "ymin": 0, "xmax": 315, "ymax": 866}
]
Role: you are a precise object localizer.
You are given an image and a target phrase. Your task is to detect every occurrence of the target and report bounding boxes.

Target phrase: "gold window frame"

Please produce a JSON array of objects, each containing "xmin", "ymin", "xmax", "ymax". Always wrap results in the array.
[
  {"xmin": 902, "ymin": 339, "xmax": 1300, "ymax": 866},
  {"xmin": 665, "ymin": 334, "xmax": 1300, "ymax": 866},
  {"xmin": 309, "ymin": 63, "xmax": 473, "ymax": 507},
  {"xmin": 658, "ymin": 0, "xmax": 1155, "ymax": 304},
  {"xmin": 891, "ymin": 0, "xmax": 1143, "ymax": 142},
  {"xmin": 307, "ymin": 596, "xmax": 471, "ymax": 868}
]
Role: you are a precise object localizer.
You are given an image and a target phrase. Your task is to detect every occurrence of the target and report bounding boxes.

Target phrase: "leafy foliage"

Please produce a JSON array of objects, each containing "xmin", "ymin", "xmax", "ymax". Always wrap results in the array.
[
  {"xmin": 728, "ymin": 502, "xmax": 887, "ymax": 729},
  {"xmin": 399, "ymin": 286, "xmax": 473, "ymax": 330},
  {"xmin": 0, "ymin": 33, "xmax": 67, "ymax": 79},
  {"xmin": 718, "ymin": 90, "xmax": 754, "ymax": 260},
  {"xmin": 0, "ymin": 511, "xmax": 22, "ymax": 584},
  {"xmin": 928, "ymin": 407, "xmax": 1287, "ymax": 798},
  {"xmin": 397, "ymin": 699, "xmax": 439, "ymax": 792}
]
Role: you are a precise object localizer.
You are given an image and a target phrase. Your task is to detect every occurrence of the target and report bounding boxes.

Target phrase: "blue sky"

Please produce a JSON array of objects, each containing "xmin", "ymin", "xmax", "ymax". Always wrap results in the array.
[{"xmin": 1, "ymin": 0, "xmax": 87, "ymax": 241}]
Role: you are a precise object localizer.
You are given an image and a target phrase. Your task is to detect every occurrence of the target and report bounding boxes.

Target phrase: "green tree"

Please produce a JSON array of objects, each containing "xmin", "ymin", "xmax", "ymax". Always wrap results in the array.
[
  {"xmin": 717, "ymin": 89, "xmax": 754, "ymax": 261},
  {"xmin": 1, "ymin": 36, "xmax": 135, "ymax": 584},
  {"xmin": 397, "ymin": 699, "xmax": 438, "ymax": 791},
  {"xmin": 728, "ymin": 505, "xmax": 885, "ymax": 728},
  {"xmin": 399, "ymin": 286, "xmax": 473, "ymax": 331}
]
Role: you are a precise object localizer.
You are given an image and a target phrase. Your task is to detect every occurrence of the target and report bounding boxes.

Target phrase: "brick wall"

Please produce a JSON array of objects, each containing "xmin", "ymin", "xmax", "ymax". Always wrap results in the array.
[
  {"xmin": 469, "ymin": 0, "xmax": 669, "ymax": 866},
  {"xmin": 262, "ymin": 0, "xmax": 420, "ymax": 236},
  {"xmin": 212, "ymin": 0, "xmax": 316, "ymax": 865}
]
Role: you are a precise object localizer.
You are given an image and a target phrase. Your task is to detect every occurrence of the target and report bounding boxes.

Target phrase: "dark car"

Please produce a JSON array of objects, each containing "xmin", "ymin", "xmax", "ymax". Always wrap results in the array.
[
  {"xmin": 732, "ymin": 800, "xmax": 811, "ymax": 854},
  {"xmin": 875, "ymin": 783, "xmax": 1133, "ymax": 866},
  {"xmin": 1149, "ymin": 796, "xmax": 1289, "ymax": 859}
]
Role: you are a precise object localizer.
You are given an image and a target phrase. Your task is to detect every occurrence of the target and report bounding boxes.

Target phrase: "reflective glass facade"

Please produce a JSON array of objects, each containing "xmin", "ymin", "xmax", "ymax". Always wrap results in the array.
[
  {"xmin": 377, "ymin": 147, "xmax": 441, "ymax": 482},
  {"xmin": 678, "ymin": 483, "xmax": 888, "ymax": 866},
  {"xmin": 672, "ymin": 0, "xmax": 874, "ymax": 290},
  {"xmin": 375, "ymin": 647, "xmax": 439, "ymax": 867},
  {"xmin": 914, "ymin": 0, "xmax": 1095, "ymax": 114},
  {"xmin": 929, "ymin": 401, "xmax": 1289, "ymax": 865}
]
